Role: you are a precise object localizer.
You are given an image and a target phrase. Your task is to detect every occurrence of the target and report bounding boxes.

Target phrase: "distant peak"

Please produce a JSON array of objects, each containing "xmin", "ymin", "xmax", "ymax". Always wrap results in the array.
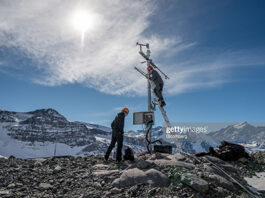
[
  {"xmin": 28, "ymin": 108, "xmax": 66, "ymax": 119},
  {"xmin": 30, "ymin": 108, "xmax": 59, "ymax": 114},
  {"xmin": 46, "ymin": 108, "xmax": 59, "ymax": 114},
  {"xmin": 233, "ymin": 121, "xmax": 249, "ymax": 129}
]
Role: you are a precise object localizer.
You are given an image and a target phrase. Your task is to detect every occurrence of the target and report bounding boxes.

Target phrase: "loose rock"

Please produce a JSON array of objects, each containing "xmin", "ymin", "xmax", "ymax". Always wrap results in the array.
[
  {"xmin": 112, "ymin": 168, "xmax": 169, "ymax": 188},
  {"xmin": 39, "ymin": 183, "xmax": 53, "ymax": 190},
  {"xmin": 180, "ymin": 173, "xmax": 209, "ymax": 193}
]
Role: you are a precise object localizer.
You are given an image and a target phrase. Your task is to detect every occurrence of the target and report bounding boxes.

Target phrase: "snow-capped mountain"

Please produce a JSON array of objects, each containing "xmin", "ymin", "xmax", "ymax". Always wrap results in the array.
[
  {"xmin": 0, "ymin": 109, "xmax": 105, "ymax": 158},
  {"xmin": 0, "ymin": 109, "xmax": 149, "ymax": 158},
  {"xmin": 207, "ymin": 122, "xmax": 265, "ymax": 152},
  {"xmin": 208, "ymin": 122, "xmax": 265, "ymax": 143},
  {"xmin": 0, "ymin": 109, "xmax": 264, "ymax": 159},
  {"xmin": 6, "ymin": 109, "xmax": 96, "ymax": 147},
  {"xmin": 148, "ymin": 122, "xmax": 265, "ymax": 153}
]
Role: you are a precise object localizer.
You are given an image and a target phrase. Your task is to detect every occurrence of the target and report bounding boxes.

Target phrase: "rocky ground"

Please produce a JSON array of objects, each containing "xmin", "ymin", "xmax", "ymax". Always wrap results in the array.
[{"xmin": 0, "ymin": 152, "xmax": 264, "ymax": 198}]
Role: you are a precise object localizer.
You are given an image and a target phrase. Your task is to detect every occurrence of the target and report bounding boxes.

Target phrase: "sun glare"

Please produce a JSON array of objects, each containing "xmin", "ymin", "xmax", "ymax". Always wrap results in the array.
[
  {"xmin": 72, "ymin": 10, "xmax": 94, "ymax": 33},
  {"xmin": 71, "ymin": 9, "xmax": 97, "ymax": 47}
]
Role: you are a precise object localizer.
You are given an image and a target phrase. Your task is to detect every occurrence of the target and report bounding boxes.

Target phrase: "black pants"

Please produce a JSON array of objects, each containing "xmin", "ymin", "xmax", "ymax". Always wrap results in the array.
[
  {"xmin": 104, "ymin": 132, "xmax": 123, "ymax": 161},
  {"xmin": 154, "ymin": 83, "xmax": 164, "ymax": 102}
]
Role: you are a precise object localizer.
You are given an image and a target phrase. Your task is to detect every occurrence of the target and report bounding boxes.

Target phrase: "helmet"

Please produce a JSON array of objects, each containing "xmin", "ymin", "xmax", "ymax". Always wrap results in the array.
[
  {"xmin": 147, "ymin": 66, "xmax": 153, "ymax": 71},
  {"xmin": 122, "ymin": 107, "xmax": 129, "ymax": 114}
]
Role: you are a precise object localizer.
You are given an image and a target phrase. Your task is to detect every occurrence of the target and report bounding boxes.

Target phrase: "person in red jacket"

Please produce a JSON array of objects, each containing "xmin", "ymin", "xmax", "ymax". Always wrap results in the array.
[{"xmin": 104, "ymin": 107, "xmax": 129, "ymax": 163}]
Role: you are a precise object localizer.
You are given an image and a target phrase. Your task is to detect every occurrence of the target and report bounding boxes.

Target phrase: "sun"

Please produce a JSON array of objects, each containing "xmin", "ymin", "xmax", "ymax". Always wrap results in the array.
[
  {"xmin": 72, "ymin": 10, "xmax": 94, "ymax": 33},
  {"xmin": 71, "ymin": 9, "xmax": 97, "ymax": 46}
]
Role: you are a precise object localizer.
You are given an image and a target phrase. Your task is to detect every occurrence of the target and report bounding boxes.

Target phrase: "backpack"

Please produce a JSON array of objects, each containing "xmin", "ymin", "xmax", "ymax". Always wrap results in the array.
[{"xmin": 123, "ymin": 147, "xmax": 134, "ymax": 161}]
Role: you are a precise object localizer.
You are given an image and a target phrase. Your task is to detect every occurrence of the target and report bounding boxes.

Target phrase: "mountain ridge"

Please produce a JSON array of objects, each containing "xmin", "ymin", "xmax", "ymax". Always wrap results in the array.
[{"xmin": 0, "ymin": 108, "xmax": 264, "ymax": 159}]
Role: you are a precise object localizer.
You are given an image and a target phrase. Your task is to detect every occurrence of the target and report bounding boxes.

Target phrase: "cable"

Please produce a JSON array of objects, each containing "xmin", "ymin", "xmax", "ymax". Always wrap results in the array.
[
  {"xmin": 190, "ymin": 132, "xmax": 261, "ymax": 198},
  {"xmin": 145, "ymin": 120, "xmax": 162, "ymax": 153}
]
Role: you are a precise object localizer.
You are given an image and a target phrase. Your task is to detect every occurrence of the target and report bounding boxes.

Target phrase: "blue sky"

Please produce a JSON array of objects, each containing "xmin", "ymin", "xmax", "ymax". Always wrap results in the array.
[{"xmin": 0, "ymin": 0, "xmax": 265, "ymax": 131}]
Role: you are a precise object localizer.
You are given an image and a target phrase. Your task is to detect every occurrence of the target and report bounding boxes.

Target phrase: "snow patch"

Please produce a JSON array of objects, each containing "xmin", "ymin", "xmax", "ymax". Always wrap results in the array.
[
  {"xmin": 233, "ymin": 122, "xmax": 248, "ymax": 129},
  {"xmin": 0, "ymin": 123, "xmax": 86, "ymax": 158},
  {"xmin": 245, "ymin": 172, "xmax": 265, "ymax": 192}
]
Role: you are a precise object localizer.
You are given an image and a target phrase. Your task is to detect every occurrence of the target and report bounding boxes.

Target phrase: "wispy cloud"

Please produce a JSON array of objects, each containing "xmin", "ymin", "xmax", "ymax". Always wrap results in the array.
[
  {"xmin": 0, "ymin": 0, "xmax": 194, "ymax": 96},
  {"xmin": 163, "ymin": 47, "xmax": 265, "ymax": 95},
  {"xmin": 0, "ymin": 0, "xmax": 264, "ymax": 96}
]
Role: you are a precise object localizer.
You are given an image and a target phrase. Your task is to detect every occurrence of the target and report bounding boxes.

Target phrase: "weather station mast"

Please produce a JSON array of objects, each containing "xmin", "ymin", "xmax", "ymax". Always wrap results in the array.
[
  {"xmin": 133, "ymin": 42, "xmax": 173, "ymax": 154},
  {"xmin": 132, "ymin": 43, "xmax": 260, "ymax": 198}
]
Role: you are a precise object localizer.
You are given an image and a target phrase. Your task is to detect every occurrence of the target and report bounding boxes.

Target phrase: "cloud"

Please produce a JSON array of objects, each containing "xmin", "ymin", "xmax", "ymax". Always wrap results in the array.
[
  {"xmin": 0, "ymin": 0, "xmax": 194, "ymax": 95},
  {"xmin": 163, "ymin": 47, "xmax": 265, "ymax": 95},
  {"xmin": 0, "ymin": 0, "xmax": 264, "ymax": 96}
]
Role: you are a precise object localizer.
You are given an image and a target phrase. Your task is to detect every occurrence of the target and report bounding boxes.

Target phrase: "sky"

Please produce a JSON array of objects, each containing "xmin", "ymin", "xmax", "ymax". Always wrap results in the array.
[{"xmin": 0, "ymin": 0, "xmax": 265, "ymax": 131}]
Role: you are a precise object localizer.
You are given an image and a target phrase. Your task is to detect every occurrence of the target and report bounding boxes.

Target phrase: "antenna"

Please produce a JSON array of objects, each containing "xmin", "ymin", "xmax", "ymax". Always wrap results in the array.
[{"xmin": 136, "ymin": 42, "xmax": 170, "ymax": 80}]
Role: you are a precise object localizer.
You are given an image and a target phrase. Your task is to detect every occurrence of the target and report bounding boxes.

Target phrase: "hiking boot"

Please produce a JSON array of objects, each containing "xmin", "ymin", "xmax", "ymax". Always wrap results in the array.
[
  {"xmin": 161, "ymin": 101, "xmax": 166, "ymax": 107},
  {"xmin": 103, "ymin": 157, "xmax": 108, "ymax": 163},
  {"xmin": 115, "ymin": 160, "xmax": 121, "ymax": 164}
]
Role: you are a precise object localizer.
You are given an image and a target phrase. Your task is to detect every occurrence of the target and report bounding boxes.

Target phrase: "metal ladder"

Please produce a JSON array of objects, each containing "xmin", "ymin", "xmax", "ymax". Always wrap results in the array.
[
  {"xmin": 158, "ymin": 105, "xmax": 172, "ymax": 128},
  {"xmin": 152, "ymin": 97, "xmax": 171, "ymax": 127},
  {"xmin": 153, "ymin": 97, "xmax": 184, "ymax": 153}
]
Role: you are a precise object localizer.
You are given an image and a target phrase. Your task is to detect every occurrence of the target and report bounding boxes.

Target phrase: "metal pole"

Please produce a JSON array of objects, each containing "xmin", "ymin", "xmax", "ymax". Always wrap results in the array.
[
  {"xmin": 147, "ymin": 60, "xmax": 152, "ymax": 152},
  {"xmin": 136, "ymin": 42, "xmax": 153, "ymax": 153},
  {"xmin": 54, "ymin": 123, "xmax": 58, "ymax": 156}
]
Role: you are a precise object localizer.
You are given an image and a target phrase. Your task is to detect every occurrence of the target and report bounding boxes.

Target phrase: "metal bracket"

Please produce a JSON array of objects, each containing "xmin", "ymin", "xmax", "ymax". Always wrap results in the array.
[{"xmin": 136, "ymin": 42, "xmax": 170, "ymax": 80}]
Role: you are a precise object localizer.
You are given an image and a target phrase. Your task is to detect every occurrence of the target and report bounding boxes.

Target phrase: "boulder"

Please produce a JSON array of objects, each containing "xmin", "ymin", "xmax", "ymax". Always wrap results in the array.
[
  {"xmin": 111, "ymin": 187, "xmax": 121, "ymax": 194},
  {"xmin": 203, "ymin": 156, "xmax": 226, "ymax": 164},
  {"xmin": 93, "ymin": 182, "xmax": 101, "ymax": 188},
  {"xmin": 112, "ymin": 168, "xmax": 169, "ymax": 188},
  {"xmin": 136, "ymin": 159, "xmax": 152, "ymax": 169},
  {"xmin": 218, "ymin": 164, "xmax": 238, "ymax": 173},
  {"xmin": 39, "ymin": 183, "xmax": 53, "ymax": 190},
  {"xmin": 148, "ymin": 153, "xmax": 171, "ymax": 160},
  {"xmin": 93, "ymin": 164, "xmax": 109, "ymax": 170},
  {"xmin": 7, "ymin": 183, "xmax": 16, "ymax": 188},
  {"xmin": 204, "ymin": 164, "xmax": 228, "ymax": 179},
  {"xmin": 180, "ymin": 173, "xmax": 209, "ymax": 193},
  {"xmin": 0, "ymin": 190, "xmax": 9, "ymax": 195},
  {"xmin": 172, "ymin": 154, "xmax": 186, "ymax": 161},
  {"xmin": 92, "ymin": 170, "xmax": 120, "ymax": 176},
  {"xmin": 147, "ymin": 159, "xmax": 195, "ymax": 170},
  {"xmin": 208, "ymin": 174, "xmax": 236, "ymax": 191}
]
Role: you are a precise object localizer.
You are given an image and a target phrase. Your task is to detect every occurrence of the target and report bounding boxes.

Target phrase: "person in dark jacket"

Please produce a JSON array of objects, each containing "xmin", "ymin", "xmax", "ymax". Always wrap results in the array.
[
  {"xmin": 147, "ymin": 66, "xmax": 166, "ymax": 107},
  {"xmin": 104, "ymin": 107, "xmax": 129, "ymax": 163}
]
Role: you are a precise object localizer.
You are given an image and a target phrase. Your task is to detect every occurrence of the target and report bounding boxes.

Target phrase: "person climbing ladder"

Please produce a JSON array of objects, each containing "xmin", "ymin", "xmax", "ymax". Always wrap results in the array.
[{"xmin": 147, "ymin": 65, "xmax": 166, "ymax": 107}]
